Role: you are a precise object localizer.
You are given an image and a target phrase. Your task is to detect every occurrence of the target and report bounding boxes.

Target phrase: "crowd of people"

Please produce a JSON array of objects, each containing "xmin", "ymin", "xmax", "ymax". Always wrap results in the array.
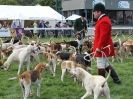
[
  {"xmin": 32, "ymin": 20, "xmax": 73, "ymax": 38},
  {"xmin": 0, "ymin": 20, "xmax": 24, "ymax": 30},
  {"xmin": 0, "ymin": 20, "xmax": 74, "ymax": 38},
  {"xmin": 0, "ymin": 21, "xmax": 11, "ymax": 29}
]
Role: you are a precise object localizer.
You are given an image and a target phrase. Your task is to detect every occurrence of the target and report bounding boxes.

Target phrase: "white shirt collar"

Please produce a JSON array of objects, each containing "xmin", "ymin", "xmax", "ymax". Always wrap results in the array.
[{"xmin": 98, "ymin": 14, "xmax": 105, "ymax": 20}]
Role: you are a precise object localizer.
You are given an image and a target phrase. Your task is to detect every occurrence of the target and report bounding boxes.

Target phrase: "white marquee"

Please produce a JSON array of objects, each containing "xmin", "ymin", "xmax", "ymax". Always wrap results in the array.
[
  {"xmin": 0, "ymin": 5, "xmax": 65, "ymax": 20},
  {"xmin": 66, "ymin": 14, "xmax": 81, "ymax": 20}
]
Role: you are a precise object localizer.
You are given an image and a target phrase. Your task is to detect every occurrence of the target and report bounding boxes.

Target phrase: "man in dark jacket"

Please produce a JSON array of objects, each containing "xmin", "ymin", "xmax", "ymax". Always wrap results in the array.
[
  {"xmin": 54, "ymin": 21, "xmax": 61, "ymax": 38},
  {"xmin": 38, "ymin": 20, "xmax": 46, "ymax": 38},
  {"xmin": 74, "ymin": 12, "xmax": 87, "ymax": 39},
  {"xmin": 74, "ymin": 12, "xmax": 87, "ymax": 53}
]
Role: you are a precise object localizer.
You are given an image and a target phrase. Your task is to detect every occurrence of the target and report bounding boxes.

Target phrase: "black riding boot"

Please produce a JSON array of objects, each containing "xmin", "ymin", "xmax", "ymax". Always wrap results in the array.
[{"xmin": 106, "ymin": 65, "xmax": 121, "ymax": 84}]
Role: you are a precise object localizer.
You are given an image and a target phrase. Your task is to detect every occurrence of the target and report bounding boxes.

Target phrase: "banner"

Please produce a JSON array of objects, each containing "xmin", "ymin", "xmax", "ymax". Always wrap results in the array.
[
  {"xmin": 0, "ymin": 28, "xmax": 11, "ymax": 37},
  {"xmin": 118, "ymin": 1, "xmax": 130, "ymax": 9}
]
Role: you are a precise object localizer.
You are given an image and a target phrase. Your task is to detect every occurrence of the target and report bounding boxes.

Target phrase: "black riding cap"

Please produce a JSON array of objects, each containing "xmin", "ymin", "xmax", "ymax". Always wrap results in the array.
[{"xmin": 93, "ymin": 3, "xmax": 105, "ymax": 13}]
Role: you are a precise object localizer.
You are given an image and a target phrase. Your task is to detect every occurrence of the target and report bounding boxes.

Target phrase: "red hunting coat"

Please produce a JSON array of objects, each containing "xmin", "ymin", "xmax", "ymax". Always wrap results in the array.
[{"xmin": 93, "ymin": 15, "xmax": 115, "ymax": 57}]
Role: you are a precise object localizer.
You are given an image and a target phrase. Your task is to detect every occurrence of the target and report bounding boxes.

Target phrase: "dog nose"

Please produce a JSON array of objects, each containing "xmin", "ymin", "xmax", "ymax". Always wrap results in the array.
[{"xmin": 38, "ymin": 46, "xmax": 41, "ymax": 50}]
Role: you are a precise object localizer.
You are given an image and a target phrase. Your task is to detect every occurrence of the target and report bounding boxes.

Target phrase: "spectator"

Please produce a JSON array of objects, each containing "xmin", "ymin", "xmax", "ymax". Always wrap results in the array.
[
  {"xmin": 24, "ymin": 26, "xmax": 33, "ymax": 38},
  {"xmin": 45, "ymin": 21, "xmax": 51, "ymax": 36},
  {"xmin": 0, "ymin": 22, "xmax": 2, "ymax": 29},
  {"xmin": 11, "ymin": 21, "xmax": 17, "ymax": 28},
  {"xmin": 45, "ymin": 21, "xmax": 51, "ymax": 28},
  {"xmin": 33, "ymin": 21, "xmax": 38, "ymax": 34},
  {"xmin": 62, "ymin": 22, "xmax": 68, "ymax": 28},
  {"xmin": 74, "ymin": 12, "xmax": 87, "ymax": 53},
  {"xmin": 62, "ymin": 22, "xmax": 72, "ymax": 37},
  {"xmin": 38, "ymin": 20, "xmax": 45, "ymax": 38},
  {"xmin": 93, "ymin": 3, "xmax": 121, "ymax": 84},
  {"xmin": 74, "ymin": 12, "xmax": 87, "ymax": 39},
  {"xmin": 3, "ymin": 21, "xmax": 8, "ymax": 29},
  {"xmin": 54, "ymin": 21, "xmax": 61, "ymax": 37}
]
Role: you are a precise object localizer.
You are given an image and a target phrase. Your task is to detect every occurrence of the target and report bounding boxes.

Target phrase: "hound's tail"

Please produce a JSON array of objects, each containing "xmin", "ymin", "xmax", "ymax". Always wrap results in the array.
[
  {"xmin": 8, "ymin": 76, "xmax": 18, "ymax": 80},
  {"xmin": 63, "ymin": 40, "xmax": 67, "ymax": 43},
  {"xmin": 63, "ymin": 40, "xmax": 71, "ymax": 44},
  {"xmin": 8, "ymin": 74, "xmax": 25, "ymax": 81}
]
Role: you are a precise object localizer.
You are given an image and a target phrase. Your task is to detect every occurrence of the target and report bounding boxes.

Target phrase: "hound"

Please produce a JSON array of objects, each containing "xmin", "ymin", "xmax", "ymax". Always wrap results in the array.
[
  {"xmin": 74, "ymin": 52, "xmax": 91, "ymax": 70},
  {"xmin": 44, "ymin": 52, "xmax": 57, "ymax": 77},
  {"xmin": 60, "ymin": 60, "xmax": 81, "ymax": 82},
  {"xmin": 55, "ymin": 46, "xmax": 77, "ymax": 61},
  {"xmin": 63, "ymin": 40, "xmax": 79, "ymax": 48},
  {"xmin": 56, "ymin": 50, "xmax": 91, "ymax": 70},
  {"xmin": 20, "ymin": 63, "xmax": 46, "ymax": 99},
  {"xmin": 56, "ymin": 51, "xmax": 72, "ymax": 61},
  {"xmin": 70, "ymin": 67, "xmax": 111, "ymax": 99},
  {"xmin": 9, "ymin": 63, "xmax": 46, "ymax": 99},
  {"xmin": 3, "ymin": 45, "xmax": 39, "ymax": 74}
]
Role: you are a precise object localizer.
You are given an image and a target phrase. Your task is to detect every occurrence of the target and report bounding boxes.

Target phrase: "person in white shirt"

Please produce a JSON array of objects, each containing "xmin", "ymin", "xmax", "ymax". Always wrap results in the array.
[{"xmin": 33, "ymin": 21, "xmax": 38, "ymax": 34}]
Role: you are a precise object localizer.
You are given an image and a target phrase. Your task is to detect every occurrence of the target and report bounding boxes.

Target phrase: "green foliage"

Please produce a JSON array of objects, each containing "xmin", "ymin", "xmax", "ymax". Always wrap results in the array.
[
  {"xmin": 17, "ymin": 0, "xmax": 35, "ymax": 5},
  {"xmin": 0, "ymin": 0, "xmax": 18, "ymax": 5},
  {"xmin": 54, "ymin": 0, "xmax": 62, "ymax": 13},
  {"xmin": 0, "ymin": 0, "xmax": 54, "ymax": 6},
  {"xmin": 37, "ymin": 0, "xmax": 54, "ymax": 6}
]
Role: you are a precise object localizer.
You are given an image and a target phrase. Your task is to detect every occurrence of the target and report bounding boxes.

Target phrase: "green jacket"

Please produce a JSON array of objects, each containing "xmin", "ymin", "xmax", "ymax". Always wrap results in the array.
[{"xmin": 74, "ymin": 18, "xmax": 87, "ymax": 32}]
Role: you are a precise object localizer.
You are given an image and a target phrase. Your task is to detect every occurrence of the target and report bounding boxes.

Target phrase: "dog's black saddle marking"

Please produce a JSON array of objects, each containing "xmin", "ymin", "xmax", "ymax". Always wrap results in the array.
[
  {"xmin": 30, "ymin": 70, "xmax": 39, "ymax": 82},
  {"xmin": 76, "ymin": 54, "xmax": 91, "ymax": 67},
  {"xmin": 57, "ymin": 52, "xmax": 71, "ymax": 60}
]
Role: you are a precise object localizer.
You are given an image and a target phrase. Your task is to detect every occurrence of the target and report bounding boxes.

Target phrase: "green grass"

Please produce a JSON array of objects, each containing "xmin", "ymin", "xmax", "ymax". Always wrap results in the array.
[{"xmin": 0, "ymin": 36, "xmax": 133, "ymax": 99}]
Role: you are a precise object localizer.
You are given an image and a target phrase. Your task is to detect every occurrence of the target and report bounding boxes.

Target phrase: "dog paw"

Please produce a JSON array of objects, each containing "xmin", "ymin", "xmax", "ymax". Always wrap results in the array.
[
  {"xmin": 53, "ymin": 73, "xmax": 55, "ymax": 77},
  {"xmin": 29, "ymin": 92, "xmax": 33, "ymax": 96},
  {"xmin": 4, "ymin": 67, "xmax": 8, "ymax": 71}
]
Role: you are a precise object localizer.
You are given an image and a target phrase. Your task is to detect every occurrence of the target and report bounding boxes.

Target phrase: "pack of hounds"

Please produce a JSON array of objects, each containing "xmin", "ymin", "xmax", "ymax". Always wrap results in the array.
[{"xmin": 0, "ymin": 34, "xmax": 133, "ymax": 99}]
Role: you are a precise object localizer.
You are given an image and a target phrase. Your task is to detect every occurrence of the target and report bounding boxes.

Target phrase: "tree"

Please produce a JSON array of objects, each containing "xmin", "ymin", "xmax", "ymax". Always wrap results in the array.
[
  {"xmin": 17, "ymin": 0, "xmax": 35, "ymax": 5},
  {"xmin": 37, "ymin": 0, "xmax": 54, "ymax": 6},
  {"xmin": 0, "ymin": 0, "xmax": 55, "ymax": 7},
  {"xmin": 0, "ymin": 0, "xmax": 18, "ymax": 5},
  {"xmin": 53, "ymin": 0, "xmax": 62, "ymax": 13}
]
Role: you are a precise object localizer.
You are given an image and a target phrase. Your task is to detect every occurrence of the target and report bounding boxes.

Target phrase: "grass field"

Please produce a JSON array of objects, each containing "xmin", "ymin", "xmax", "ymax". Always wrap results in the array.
[{"xmin": 0, "ymin": 36, "xmax": 133, "ymax": 99}]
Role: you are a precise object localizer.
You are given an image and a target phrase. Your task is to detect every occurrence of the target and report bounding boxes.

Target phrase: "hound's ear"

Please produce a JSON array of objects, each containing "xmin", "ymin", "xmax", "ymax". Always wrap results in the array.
[
  {"xmin": 40, "ymin": 64, "xmax": 45, "ymax": 70},
  {"xmin": 39, "ymin": 64, "xmax": 46, "ymax": 72},
  {"xmin": 42, "ymin": 64, "xmax": 46, "ymax": 68}
]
